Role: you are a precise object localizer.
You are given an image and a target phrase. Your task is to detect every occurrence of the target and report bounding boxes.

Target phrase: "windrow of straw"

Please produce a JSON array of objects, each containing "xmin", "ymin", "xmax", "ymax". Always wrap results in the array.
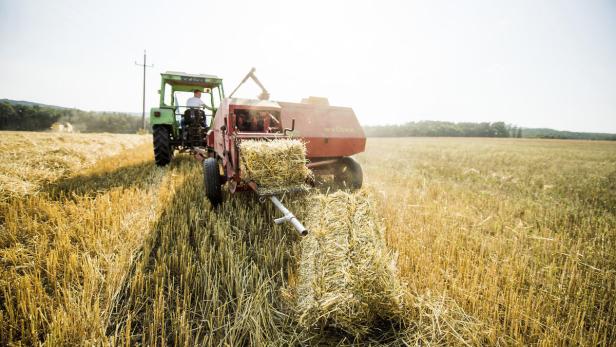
[
  {"xmin": 0, "ymin": 132, "xmax": 147, "ymax": 199},
  {"xmin": 288, "ymin": 191, "xmax": 406, "ymax": 338},
  {"xmin": 239, "ymin": 139, "xmax": 311, "ymax": 194}
]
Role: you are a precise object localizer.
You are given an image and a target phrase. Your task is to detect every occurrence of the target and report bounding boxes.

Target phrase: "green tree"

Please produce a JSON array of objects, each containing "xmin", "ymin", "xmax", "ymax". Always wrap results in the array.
[
  {"xmin": 0, "ymin": 102, "xmax": 17, "ymax": 129},
  {"xmin": 492, "ymin": 122, "xmax": 509, "ymax": 137}
]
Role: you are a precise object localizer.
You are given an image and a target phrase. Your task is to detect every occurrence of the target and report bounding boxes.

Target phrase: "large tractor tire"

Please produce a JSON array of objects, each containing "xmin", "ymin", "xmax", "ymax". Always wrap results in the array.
[
  {"xmin": 153, "ymin": 125, "xmax": 172, "ymax": 166},
  {"xmin": 334, "ymin": 157, "xmax": 363, "ymax": 190},
  {"xmin": 203, "ymin": 157, "xmax": 223, "ymax": 207}
]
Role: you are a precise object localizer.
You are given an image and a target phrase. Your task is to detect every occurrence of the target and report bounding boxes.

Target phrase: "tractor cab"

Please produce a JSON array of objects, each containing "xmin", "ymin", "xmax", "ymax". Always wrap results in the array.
[{"xmin": 150, "ymin": 71, "xmax": 224, "ymax": 166}]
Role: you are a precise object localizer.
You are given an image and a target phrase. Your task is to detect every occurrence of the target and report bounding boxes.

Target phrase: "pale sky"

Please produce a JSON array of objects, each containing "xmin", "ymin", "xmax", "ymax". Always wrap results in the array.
[{"xmin": 1, "ymin": 0, "xmax": 615, "ymax": 132}]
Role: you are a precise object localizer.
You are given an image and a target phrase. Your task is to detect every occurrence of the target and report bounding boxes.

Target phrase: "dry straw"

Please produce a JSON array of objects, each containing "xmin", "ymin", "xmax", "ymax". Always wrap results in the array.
[
  {"xmin": 290, "ymin": 191, "xmax": 406, "ymax": 337},
  {"xmin": 0, "ymin": 132, "xmax": 147, "ymax": 199},
  {"xmin": 239, "ymin": 139, "xmax": 311, "ymax": 194}
]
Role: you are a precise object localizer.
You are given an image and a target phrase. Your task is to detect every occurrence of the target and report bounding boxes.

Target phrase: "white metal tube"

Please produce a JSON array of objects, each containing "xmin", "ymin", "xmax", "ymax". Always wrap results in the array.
[{"xmin": 269, "ymin": 196, "xmax": 308, "ymax": 236}]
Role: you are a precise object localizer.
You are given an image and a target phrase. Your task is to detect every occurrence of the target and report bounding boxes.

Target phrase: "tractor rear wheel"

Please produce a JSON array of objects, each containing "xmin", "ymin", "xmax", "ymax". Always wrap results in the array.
[
  {"xmin": 153, "ymin": 125, "xmax": 172, "ymax": 166},
  {"xmin": 334, "ymin": 157, "xmax": 363, "ymax": 190},
  {"xmin": 203, "ymin": 157, "xmax": 222, "ymax": 207}
]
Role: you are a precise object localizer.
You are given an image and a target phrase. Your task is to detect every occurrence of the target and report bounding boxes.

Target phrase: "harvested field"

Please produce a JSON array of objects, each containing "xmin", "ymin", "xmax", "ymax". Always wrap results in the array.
[
  {"xmin": 358, "ymin": 138, "xmax": 616, "ymax": 346},
  {"xmin": 1, "ymin": 132, "xmax": 615, "ymax": 346}
]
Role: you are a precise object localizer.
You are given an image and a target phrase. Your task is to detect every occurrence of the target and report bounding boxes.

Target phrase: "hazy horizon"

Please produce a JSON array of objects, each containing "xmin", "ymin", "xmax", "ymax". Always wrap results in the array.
[
  {"xmin": 3, "ymin": 96, "xmax": 616, "ymax": 135},
  {"xmin": 1, "ymin": 0, "xmax": 615, "ymax": 133}
]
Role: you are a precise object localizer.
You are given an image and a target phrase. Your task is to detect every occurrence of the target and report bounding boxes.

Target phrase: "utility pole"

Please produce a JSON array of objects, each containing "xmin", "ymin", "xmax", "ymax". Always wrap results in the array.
[{"xmin": 135, "ymin": 50, "xmax": 153, "ymax": 131}]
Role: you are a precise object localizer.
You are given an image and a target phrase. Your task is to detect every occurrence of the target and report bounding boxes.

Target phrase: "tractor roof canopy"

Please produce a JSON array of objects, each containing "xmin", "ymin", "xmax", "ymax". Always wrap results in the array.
[{"xmin": 161, "ymin": 71, "xmax": 223, "ymax": 92}]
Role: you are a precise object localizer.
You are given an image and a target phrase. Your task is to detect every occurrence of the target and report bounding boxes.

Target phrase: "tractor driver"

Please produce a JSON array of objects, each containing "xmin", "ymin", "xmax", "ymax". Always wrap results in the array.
[
  {"xmin": 187, "ymin": 89, "xmax": 214, "ymax": 111},
  {"xmin": 187, "ymin": 89, "xmax": 205, "ymax": 108}
]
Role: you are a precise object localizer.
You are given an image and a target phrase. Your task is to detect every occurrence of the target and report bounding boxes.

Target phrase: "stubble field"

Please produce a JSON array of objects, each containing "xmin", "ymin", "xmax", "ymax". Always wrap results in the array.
[{"xmin": 0, "ymin": 132, "xmax": 614, "ymax": 346}]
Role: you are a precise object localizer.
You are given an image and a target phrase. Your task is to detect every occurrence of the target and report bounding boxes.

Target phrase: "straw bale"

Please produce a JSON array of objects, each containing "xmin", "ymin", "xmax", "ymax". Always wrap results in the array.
[
  {"xmin": 239, "ymin": 139, "xmax": 311, "ymax": 193},
  {"xmin": 291, "ymin": 191, "xmax": 406, "ymax": 337}
]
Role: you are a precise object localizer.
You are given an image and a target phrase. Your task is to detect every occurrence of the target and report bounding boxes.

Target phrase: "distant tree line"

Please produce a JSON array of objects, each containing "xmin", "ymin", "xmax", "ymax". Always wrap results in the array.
[
  {"xmin": 0, "ymin": 102, "xmax": 145, "ymax": 133},
  {"xmin": 0, "ymin": 102, "xmax": 62, "ymax": 131},
  {"xmin": 57, "ymin": 109, "xmax": 146, "ymax": 133},
  {"xmin": 521, "ymin": 128, "xmax": 616, "ymax": 141},
  {"xmin": 364, "ymin": 121, "xmax": 516, "ymax": 138},
  {"xmin": 364, "ymin": 121, "xmax": 616, "ymax": 140}
]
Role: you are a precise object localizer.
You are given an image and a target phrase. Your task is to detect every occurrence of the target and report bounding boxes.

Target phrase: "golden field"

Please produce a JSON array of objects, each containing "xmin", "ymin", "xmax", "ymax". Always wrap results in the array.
[
  {"xmin": 0, "ymin": 132, "xmax": 147, "ymax": 199},
  {"xmin": 358, "ymin": 138, "xmax": 616, "ymax": 346},
  {"xmin": 0, "ymin": 133, "xmax": 614, "ymax": 346}
]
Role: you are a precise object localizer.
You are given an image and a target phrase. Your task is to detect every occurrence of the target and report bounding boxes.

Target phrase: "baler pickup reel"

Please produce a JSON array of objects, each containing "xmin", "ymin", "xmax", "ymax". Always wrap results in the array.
[{"xmin": 246, "ymin": 181, "xmax": 309, "ymax": 236}]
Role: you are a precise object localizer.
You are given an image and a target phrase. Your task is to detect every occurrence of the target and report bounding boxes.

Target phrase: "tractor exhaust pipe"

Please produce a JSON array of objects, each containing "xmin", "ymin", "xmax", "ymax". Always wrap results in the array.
[{"xmin": 270, "ymin": 196, "xmax": 308, "ymax": 236}]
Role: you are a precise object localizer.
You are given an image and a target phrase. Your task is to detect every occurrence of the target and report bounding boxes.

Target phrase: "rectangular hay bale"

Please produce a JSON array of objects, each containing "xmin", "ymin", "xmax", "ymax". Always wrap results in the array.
[
  {"xmin": 290, "ymin": 191, "xmax": 406, "ymax": 337},
  {"xmin": 239, "ymin": 139, "xmax": 311, "ymax": 193}
]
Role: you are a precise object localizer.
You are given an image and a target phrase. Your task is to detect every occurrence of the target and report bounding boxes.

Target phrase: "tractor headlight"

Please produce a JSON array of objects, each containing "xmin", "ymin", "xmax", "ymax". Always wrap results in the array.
[{"xmin": 154, "ymin": 111, "xmax": 161, "ymax": 117}]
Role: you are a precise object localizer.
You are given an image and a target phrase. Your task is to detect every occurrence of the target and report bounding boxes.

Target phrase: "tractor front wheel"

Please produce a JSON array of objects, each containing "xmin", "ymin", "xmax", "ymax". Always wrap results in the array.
[
  {"xmin": 334, "ymin": 157, "xmax": 363, "ymax": 190},
  {"xmin": 153, "ymin": 125, "xmax": 172, "ymax": 166},
  {"xmin": 203, "ymin": 157, "xmax": 223, "ymax": 207}
]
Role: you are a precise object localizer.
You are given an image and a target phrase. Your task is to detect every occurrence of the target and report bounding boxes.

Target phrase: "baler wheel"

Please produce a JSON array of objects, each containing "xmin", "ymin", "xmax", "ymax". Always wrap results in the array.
[
  {"xmin": 153, "ymin": 125, "xmax": 172, "ymax": 166},
  {"xmin": 334, "ymin": 157, "xmax": 363, "ymax": 190},
  {"xmin": 203, "ymin": 158, "xmax": 223, "ymax": 207}
]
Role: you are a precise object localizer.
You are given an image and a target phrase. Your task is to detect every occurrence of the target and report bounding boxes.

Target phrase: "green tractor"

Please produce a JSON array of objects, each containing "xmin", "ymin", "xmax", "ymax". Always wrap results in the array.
[{"xmin": 149, "ymin": 71, "xmax": 224, "ymax": 166}]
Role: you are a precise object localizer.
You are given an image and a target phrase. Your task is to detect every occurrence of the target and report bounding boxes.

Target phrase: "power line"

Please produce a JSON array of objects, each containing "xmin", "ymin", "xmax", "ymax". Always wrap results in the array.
[{"xmin": 135, "ymin": 50, "xmax": 154, "ymax": 131}]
